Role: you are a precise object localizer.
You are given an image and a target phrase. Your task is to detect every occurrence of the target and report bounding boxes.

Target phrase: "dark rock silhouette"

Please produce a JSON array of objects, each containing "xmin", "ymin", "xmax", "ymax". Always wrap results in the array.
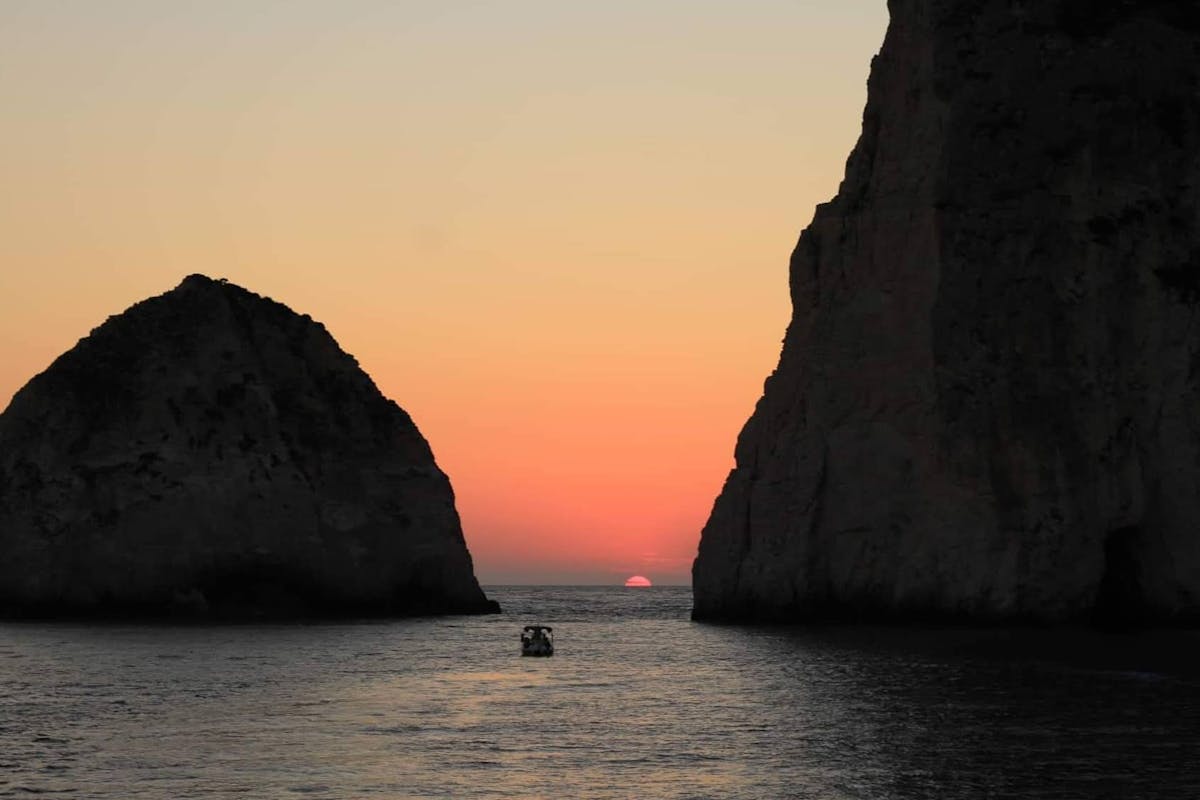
[
  {"xmin": 0, "ymin": 275, "xmax": 498, "ymax": 618},
  {"xmin": 694, "ymin": 0, "xmax": 1200, "ymax": 625}
]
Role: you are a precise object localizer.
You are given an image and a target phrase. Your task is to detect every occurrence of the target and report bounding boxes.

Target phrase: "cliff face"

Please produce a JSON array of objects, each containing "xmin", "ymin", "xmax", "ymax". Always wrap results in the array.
[
  {"xmin": 694, "ymin": 0, "xmax": 1200, "ymax": 624},
  {"xmin": 0, "ymin": 275, "xmax": 498, "ymax": 618}
]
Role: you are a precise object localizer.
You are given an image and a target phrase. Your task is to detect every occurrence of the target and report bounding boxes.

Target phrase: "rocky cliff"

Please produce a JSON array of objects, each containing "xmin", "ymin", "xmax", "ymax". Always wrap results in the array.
[
  {"xmin": 0, "ymin": 275, "xmax": 498, "ymax": 618},
  {"xmin": 694, "ymin": 0, "xmax": 1200, "ymax": 625}
]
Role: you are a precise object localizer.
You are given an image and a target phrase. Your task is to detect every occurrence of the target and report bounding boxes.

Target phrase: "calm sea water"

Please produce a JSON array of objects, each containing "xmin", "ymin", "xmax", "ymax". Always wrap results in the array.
[{"xmin": 2, "ymin": 585, "xmax": 1199, "ymax": 799}]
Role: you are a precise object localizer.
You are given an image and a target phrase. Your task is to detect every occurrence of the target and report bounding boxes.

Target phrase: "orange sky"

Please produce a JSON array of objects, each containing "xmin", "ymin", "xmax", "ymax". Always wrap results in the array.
[{"xmin": 0, "ymin": 1, "xmax": 887, "ymax": 584}]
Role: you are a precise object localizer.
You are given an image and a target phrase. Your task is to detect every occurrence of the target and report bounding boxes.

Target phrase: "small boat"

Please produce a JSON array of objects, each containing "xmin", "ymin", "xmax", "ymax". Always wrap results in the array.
[{"xmin": 520, "ymin": 625, "xmax": 554, "ymax": 657}]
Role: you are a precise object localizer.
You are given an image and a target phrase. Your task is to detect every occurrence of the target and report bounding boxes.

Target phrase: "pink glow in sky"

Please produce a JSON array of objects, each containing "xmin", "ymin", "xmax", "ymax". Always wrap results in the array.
[{"xmin": 0, "ymin": 1, "xmax": 888, "ymax": 585}]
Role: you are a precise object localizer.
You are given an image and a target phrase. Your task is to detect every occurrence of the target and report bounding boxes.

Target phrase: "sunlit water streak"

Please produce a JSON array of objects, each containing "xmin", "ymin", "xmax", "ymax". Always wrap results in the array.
[{"xmin": 2, "ymin": 586, "xmax": 1199, "ymax": 799}]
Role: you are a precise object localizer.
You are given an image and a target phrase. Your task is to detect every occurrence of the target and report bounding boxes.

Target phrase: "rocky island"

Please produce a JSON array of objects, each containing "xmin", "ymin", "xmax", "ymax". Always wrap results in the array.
[
  {"xmin": 0, "ymin": 275, "xmax": 498, "ymax": 618},
  {"xmin": 694, "ymin": 0, "xmax": 1200, "ymax": 625}
]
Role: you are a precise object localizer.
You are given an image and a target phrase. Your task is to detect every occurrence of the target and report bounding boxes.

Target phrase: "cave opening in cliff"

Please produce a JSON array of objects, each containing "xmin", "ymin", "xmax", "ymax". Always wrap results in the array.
[{"xmin": 1092, "ymin": 525, "xmax": 1147, "ymax": 630}]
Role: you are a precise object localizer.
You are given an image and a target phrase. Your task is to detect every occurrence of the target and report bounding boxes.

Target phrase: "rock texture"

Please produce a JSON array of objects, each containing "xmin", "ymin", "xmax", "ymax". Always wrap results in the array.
[
  {"xmin": 694, "ymin": 0, "xmax": 1200, "ymax": 625},
  {"xmin": 0, "ymin": 275, "xmax": 498, "ymax": 618}
]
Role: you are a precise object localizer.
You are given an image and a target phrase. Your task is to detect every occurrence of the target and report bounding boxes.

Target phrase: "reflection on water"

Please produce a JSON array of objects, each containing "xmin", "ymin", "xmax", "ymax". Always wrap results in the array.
[{"xmin": 1, "ymin": 586, "xmax": 1198, "ymax": 799}]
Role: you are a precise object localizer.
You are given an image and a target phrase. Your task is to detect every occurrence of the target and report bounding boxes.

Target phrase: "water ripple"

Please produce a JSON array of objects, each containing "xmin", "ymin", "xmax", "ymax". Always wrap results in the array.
[{"xmin": 0, "ymin": 587, "xmax": 1198, "ymax": 798}]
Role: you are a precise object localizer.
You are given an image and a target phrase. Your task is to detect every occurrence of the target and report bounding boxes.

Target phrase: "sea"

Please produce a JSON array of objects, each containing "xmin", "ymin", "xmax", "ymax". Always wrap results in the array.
[{"xmin": 2, "ymin": 585, "xmax": 1199, "ymax": 799}]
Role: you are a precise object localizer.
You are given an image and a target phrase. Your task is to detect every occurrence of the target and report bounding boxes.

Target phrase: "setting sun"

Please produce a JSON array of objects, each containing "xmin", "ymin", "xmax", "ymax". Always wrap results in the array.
[
  {"xmin": 624, "ymin": 575, "xmax": 652, "ymax": 588},
  {"xmin": 0, "ymin": 1, "xmax": 888, "ymax": 587}
]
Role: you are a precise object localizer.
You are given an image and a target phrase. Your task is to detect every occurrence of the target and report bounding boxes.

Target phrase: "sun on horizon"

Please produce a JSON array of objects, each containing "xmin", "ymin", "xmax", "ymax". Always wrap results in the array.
[
  {"xmin": 0, "ymin": 1, "xmax": 889, "ymax": 588},
  {"xmin": 624, "ymin": 575, "xmax": 652, "ymax": 588}
]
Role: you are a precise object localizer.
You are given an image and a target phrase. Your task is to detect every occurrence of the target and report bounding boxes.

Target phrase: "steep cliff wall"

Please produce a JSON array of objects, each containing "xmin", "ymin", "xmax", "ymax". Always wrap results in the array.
[
  {"xmin": 0, "ymin": 275, "xmax": 498, "ymax": 618},
  {"xmin": 694, "ymin": 0, "xmax": 1200, "ymax": 625}
]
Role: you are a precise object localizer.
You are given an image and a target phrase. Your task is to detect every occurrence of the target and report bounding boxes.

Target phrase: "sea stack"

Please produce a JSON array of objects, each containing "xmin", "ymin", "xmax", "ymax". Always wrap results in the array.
[
  {"xmin": 694, "ymin": 1, "xmax": 1200, "ymax": 625},
  {"xmin": 0, "ymin": 275, "xmax": 498, "ymax": 618}
]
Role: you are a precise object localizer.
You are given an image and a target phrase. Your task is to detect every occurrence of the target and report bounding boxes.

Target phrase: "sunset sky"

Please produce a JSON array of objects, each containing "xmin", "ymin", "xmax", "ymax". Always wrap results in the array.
[{"xmin": 0, "ymin": 1, "xmax": 887, "ymax": 585}]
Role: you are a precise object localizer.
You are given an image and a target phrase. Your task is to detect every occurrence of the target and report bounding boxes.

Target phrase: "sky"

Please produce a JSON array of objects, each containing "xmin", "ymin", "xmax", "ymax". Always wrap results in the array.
[{"xmin": 0, "ymin": 1, "xmax": 888, "ymax": 585}]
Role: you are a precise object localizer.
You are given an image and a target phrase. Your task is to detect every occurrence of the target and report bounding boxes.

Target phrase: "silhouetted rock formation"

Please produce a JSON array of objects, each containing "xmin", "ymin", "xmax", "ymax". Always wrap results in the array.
[
  {"xmin": 694, "ymin": 0, "xmax": 1200, "ymax": 625},
  {"xmin": 0, "ymin": 275, "xmax": 498, "ymax": 618}
]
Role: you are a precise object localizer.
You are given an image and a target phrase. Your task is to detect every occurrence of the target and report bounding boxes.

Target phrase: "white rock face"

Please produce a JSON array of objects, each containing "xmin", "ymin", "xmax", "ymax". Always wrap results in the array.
[
  {"xmin": 693, "ymin": 0, "xmax": 1200, "ymax": 625},
  {"xmin": 0, "ymin": 275, "xmax": 498, "ymax": 618}
]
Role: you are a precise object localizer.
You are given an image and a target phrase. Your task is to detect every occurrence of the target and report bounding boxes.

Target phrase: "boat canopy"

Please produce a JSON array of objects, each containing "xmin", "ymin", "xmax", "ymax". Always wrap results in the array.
[{"xmin": 523, "ymin": 625, "xmax": 552, "ymax": 633}]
